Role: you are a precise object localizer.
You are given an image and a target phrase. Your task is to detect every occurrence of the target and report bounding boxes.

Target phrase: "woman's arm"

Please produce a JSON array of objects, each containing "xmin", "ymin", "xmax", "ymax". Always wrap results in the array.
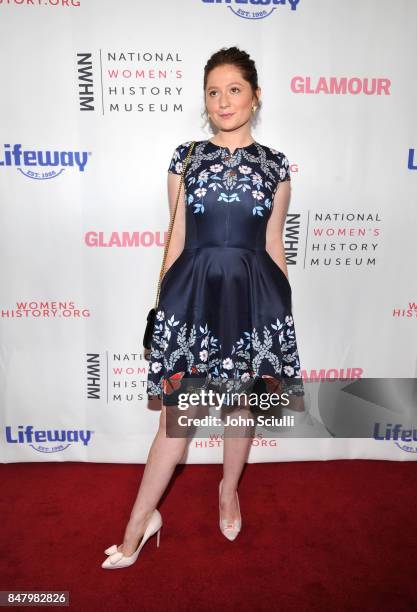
[
  {"xmin": 162, "ymin": 172, "xmax": 186, "ymax": 275},
  {"xmin": 265, "ymin": 180, "xmax": 291, "ymax": 279}
]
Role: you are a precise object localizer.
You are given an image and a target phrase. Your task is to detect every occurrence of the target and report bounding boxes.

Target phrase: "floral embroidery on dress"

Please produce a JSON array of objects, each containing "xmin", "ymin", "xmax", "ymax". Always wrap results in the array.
[
  {"xmin": 146, "ymin": 308, "xmax": 303, "ymax": 398},
  {"xmin": 168, "ymin": 140, "xmax": 291, "ymax": 217}
]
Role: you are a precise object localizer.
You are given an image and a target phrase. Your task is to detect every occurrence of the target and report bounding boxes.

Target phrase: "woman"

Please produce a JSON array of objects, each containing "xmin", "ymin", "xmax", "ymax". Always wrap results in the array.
[{"xmin": 101, "ymin": 46, "xmax": 302, "ymax": 569}]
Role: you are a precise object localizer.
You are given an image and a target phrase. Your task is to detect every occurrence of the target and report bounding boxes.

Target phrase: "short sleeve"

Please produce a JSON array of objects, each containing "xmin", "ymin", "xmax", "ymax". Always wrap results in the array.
[
  {"xmin": 167, "ymin": 141, "xmax": 192, "ymax": 175},
  {"xmin": 278, "ymin": 153, "xmax": 291, "ymax": 182}
]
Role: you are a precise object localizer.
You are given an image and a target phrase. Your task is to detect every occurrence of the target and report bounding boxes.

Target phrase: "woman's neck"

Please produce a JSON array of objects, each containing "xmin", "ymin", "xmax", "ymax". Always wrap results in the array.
[{"xmin": 209, "ymin": 130, "xmax": 255, "ymax": 152}]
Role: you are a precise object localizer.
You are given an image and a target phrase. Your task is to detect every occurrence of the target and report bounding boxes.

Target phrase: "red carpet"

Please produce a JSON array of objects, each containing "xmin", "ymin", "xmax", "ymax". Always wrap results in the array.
[{"xmin": 1, "ymin": 460, "xmax": 417, "ymax": 611}]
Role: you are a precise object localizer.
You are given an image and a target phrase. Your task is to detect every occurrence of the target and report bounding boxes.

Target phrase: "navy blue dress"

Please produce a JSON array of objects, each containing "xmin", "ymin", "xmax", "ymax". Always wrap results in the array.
[{"xmin": 147, "ymin": 139, "xmax": 304, "ymax": 405}]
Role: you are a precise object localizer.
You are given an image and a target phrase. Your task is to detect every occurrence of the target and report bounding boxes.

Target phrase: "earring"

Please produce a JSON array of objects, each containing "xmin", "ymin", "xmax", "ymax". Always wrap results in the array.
[{"xmin": 251, "ymin": 105, "xmax": 257, "ymax": 114}]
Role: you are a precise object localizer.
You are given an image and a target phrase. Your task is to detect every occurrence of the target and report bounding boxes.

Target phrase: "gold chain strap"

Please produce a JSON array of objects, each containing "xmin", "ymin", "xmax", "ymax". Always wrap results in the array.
[{"xmin": 154, "ymin": 140, "xmax": 195, "ymax": 309}]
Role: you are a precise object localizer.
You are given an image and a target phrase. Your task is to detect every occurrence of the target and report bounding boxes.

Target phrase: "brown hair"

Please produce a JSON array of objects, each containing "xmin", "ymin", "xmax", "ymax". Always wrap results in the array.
[{"xmin": 203, "ymin": 46, "xmax": 260, "ymax": 106}]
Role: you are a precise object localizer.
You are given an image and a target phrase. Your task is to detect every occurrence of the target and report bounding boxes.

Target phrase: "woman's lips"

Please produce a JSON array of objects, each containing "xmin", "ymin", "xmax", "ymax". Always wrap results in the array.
[{"xmin": 219, "ymin": 113, "xmax": 234, "ymax": 118}]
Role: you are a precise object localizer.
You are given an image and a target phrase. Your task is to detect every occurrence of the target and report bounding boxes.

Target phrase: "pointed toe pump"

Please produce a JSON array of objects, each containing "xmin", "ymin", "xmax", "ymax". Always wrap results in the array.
[
  {"xmin": 218, "ymin": 479, "xmax": 242, "ymax": 541},
  {"xmin": 101, "ymin": 509, "xmax": 162, "ymax": 569}
]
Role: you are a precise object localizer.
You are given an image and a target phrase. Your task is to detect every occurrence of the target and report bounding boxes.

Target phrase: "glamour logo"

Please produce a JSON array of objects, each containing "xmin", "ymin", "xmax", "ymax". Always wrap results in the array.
[
  {"xmin": 373, "ymin": 422, "xmax": 417, "ymax": 454},
  {"xmin": 85, "ymin": 231, "xmax": 168, "ymax": 247},
  {"xmin": 201, "ymin": 0, "xmax": 300, "ymax": 20},
  {"xmin": 303, "ymin": 368, "xmax": 363, "ymax": 380},
  {"xmin": 0, "ymin": 144, "xmax": 91, "ymax": 179},
  {"xmin": 291, "ymin": 76, "xmax": 391, "ymax": 95},
  {"xmin": 5, "ymin": 425, "xmax": 94, "ymax": 453}
]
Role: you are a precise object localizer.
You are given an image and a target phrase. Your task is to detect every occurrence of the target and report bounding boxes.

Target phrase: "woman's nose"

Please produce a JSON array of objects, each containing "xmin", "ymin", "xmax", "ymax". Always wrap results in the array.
[{"xmin": 219, "ymin": 94, "xmax": 230, "ymax": 107}]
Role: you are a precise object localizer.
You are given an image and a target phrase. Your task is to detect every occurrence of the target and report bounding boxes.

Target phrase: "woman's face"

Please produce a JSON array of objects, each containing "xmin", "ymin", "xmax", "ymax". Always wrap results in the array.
[{"xmin": 205, "ymin": 64, "xmax": 260, "ymax": 132}]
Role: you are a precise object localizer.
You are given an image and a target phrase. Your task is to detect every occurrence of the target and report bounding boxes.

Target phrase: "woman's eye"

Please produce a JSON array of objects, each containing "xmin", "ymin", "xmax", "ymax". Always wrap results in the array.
[{"xmin": 208, "ymin": 88, "xmax": 240, "ymax": 96}]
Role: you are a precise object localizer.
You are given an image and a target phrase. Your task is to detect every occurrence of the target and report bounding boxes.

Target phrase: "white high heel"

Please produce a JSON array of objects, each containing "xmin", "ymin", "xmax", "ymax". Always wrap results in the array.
[
  {"xmin": 219, "ymin": 479, "xmax": 241, "ymax": 541},
  {"xmin": 101, "ymin": 509, "xmax": 162, "ymax": 569}
]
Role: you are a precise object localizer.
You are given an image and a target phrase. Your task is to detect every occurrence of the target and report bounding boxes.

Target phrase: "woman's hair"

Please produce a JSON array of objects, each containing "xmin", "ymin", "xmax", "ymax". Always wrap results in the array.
[{"xmin": 203, "ymin": 46, "xmax": 260, "ymax": 105}]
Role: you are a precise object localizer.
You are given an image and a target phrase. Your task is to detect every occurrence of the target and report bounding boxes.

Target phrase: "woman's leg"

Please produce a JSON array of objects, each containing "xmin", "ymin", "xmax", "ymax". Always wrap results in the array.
[
  {"xmin": 220, "ymin": 402, "xmax": 254, "ymax": 521},
  {"xmin": 119, "ymin": 405, "xmax": 190, "ymax": 555}
]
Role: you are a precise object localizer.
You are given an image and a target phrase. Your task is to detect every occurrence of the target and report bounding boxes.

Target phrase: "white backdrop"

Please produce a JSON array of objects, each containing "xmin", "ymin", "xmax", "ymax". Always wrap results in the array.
[{"xmin": 1, "ymin": 0, "xmax": 416, "ymax": 463}]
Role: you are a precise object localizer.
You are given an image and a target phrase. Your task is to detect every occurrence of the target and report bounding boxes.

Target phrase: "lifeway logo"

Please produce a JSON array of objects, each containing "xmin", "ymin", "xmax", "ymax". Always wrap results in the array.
[
  {"xmin": 5, "ymin": 425, "xmax": 94, "ymax": 453},
  {"xmin": 0, "ymin": 144, "xmax": 91, "ymax": 179},
  {"xmin": 201, "ymin": 0, "xmax": 300, "ymax": 20},
  {"xmin": 373, "ymin": 423, "xmax": 417, "ymax": 454}
]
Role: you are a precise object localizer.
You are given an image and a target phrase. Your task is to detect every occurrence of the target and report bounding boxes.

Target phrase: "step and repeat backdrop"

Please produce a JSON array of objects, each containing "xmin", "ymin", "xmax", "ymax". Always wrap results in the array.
[{"xmin": 0, "ymin": 0, "xmax": 416, "ymax": 463}]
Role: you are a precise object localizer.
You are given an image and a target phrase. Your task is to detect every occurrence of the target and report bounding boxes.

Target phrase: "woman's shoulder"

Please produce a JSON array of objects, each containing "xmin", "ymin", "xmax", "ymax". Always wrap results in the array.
[
  {"xmin": 256, "ymin": 141, "xmax": 289, "ymax": 161},
  {"xmin": 167, "ymin": 140, "xmax": 201, "ymax": 175},
  {"xmin": 256, "ymin": 142, "xmax": 291, "ymax": 182},
  {"xmin": 169, "ymin": 139, "xmax": 203, "ymax": 160}
]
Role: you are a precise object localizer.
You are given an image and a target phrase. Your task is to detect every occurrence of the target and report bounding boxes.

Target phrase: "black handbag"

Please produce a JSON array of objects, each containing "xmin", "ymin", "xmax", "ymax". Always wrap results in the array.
[{"xmin": 143, "ymin": 140, "xmax": 195, "ymax": 360}]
